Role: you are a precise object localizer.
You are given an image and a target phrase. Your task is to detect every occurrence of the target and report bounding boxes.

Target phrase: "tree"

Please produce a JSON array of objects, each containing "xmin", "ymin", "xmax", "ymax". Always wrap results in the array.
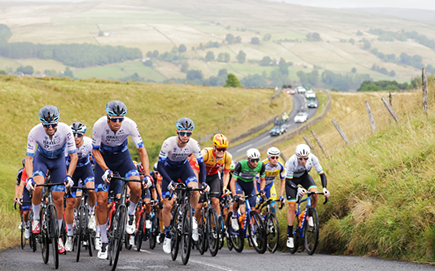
[
  {"xmin": 236, "ymin": 50, "xmax": 246, "ymax": 63},
  {"xmin": 351, "ymin": 67, "xmax": 357, "ymax": 73},
  {"xmin": 223, "ymin": 73, "xmax": 243, "ymax": 88},
  {"xmin": 178, "ymin": 44, "xmax": 187, "ymax": 53},
  {"xmin": 349, "ymin": 38, "xmax": 355, "ymax": 45},
  {"xmin": 0, "ymin": 24, "xmax": 12, "ymax": 44},
  {"xmin": 363, "ymin": 40, "xmax": 371, "ymax": 49},
  {"xmin": 218, "ymin": 69, "xmax": 228, "ymax": 77},
  {"xmin": 143, "ymin": 60, "xmax": 153, "ymax": 66},
  {"xmin": 181, "ymin": 62, "xmax": 189, "ymax": 73},
  {"xmin": 279, "ymin": 58, "xmax": 289, "ymax": 77},
  {"xmin": 0, "ymin": 70, "xmax": 6, "ymax": 75},
  {"xmin": 251, "ymin": 37, "xmax": 260, "ymax": 45},
  {"xmin": 205, "ymin": 51, "xmax": 215, "ymax": 61},
  {"xmin": 306, "ymin": 32, "xmax": 322, "ymax": 42},
  {"xmin": 241, "ymin": 74, "xmax": 268, "ymax": 87},
  {"xmin": 263, "ymin": 33, "xmax": 272, "ymax": 41},
  {"xmin": 146, "ymin": 51, "xmax": 153, "ymax": 58},
  {"xmin": 389, "ymin": 70, "xmax": 396, "ymax": 77},
  {"xmin": 153, "ymin": 50, "xmax": 159, "ymax": 58},
  {"xmin": 98, "ymin": 30, "xmax": 104, "ymax": 37},
  {"xmin": 64, "ymin": 67, "xmax": 73, "ymax": 78},
  {"xmin": 17, "ymin": 65, "xmax": 34, "ymax": 75},
  {"xmin": 226, "ymin": 34, "xmax": 235, "ymax": 44},
  {"xmin": 356, "ymin": 30, "xmax": 363, "ymax": 36},
  {"xmin": 259, "ymin": 56, "xmax": 272, "ymax": 66},
  {"xmin": 217, "ymin": 52, "xmax": 230, "ymax": 62},
  {"xmin": 186, "ymin": 70, "xmax": 203, "ymax": 81}
]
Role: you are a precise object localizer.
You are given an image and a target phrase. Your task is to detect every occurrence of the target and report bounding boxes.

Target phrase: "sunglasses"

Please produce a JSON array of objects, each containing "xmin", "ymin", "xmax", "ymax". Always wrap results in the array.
[
  {"xmin": 108, "ymin": 116, "xmax": 124, "ymax": 123},
  {"xmin": 73, "ymin": 132, "xmax": 84, "ymax": 138},
  {"xmin": 215, "ymin": 147, "xmax": 227, "ymax": 152},
  {"xmin": 178, "ymin": 131, "xmax": 192, "ymax": 137},
  {"xmin": 298, "ymin": 157, "xmax": 309, "ymax": 161},
  {"xmin": 249, "ymin": 159, "xmax": 259, "ymax": 163},
  {"xmin": 42, "ymin": 122, "xmax": 58, "ymax": 129},
  {"xmin": 270, "ymin": 156, "xmax": 279, "ymax": 160}
]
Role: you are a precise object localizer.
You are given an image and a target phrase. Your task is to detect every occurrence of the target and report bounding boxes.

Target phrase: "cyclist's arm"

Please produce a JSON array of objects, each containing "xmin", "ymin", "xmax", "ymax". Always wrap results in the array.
[
  {"xmin": 92, "ymin": 149, "xmax": 109, "ymax": 171},
  {"xmin": 259, "ymin": 163, "xmax": 266, "ymax": 191},
  {"xmin": 156, "ymin": 180, "xmax": 163, "ymax": 201},
  {"xmin": 25, "ymin": 156, "xmax": 33, "ymax": 180},
  {"xmin": 230, "ymin": 163, "xmax": 242, "ymax": 195},
  {"xmin": 222, "ymin": 152, "xmax": 232, "ymax": 191},
  {"xmin": 222, "ymin": 171, "xmax": 230, "ymax": 192},
  {"xmin": 138, "ymin": 147, "xmax": 150, "ymax": 177},
  {"xmin": 320, "ymin": 173, "xmax": 327, "ymax": 188},
  {"xmin": 151, "ymin": 187, "xmax": 158, "ymax": 201},
  {"xmin": 14, "ymin": 183, "xmax": 20, "ymax": 201},
  {"xmin": 67, "ymin": 152, "xmax": 78, "ymax": 177},
  {"xmin": 280, "ymin": 177, "xmax": 287, "ymax": 199}
]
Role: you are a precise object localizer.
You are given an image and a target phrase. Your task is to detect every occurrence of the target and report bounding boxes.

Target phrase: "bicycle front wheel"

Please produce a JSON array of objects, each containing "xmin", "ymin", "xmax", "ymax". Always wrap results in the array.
[
  {"xmin": 149, "ymin": 216, "xmax": 158, "ymax": 250},
  {"xmin": 136, "ymin": 212, "xmax": 145, "ymax": 251},
  {"xmin": 248, "ymin": 211, "xmax": 266, "ymax": 254},
  {"xmin": 20, "ymin": 220, "xmax": 25, "ymax": 249},
  {"xmin": 112, "ymin": 205, "xmax": 126, "ymax": 271},
  {"xmin": 180, "ymin": 204, "xmax": 192, "ymax": 265},
  {"xmin": 49, "ymin": 205, "xmax": 59, "ymax": 269},
  {"xmin": 265, "ymin": 213, "xmax": 279, "ymax": 253},
  {"xmin": 76, "ymin": 207, "xmax": 84, "ymax": 262},
  {"xmin": 207, "ymin": 208, "xmax": 219, "ymax": 257},
  {"xmin": 170, "ymin": 205, "xmax": 180, "ymax": 261},
  {"xmin": 304, "ymin": 207, "xmax": 319, "ymax": 255},
  {"xmin": 226, "ymin": 212, "xmax": 243, "ymax": 252},
  {"xmin": 289, "ymin": 210, "xmax": 300, "ymax": 254}
]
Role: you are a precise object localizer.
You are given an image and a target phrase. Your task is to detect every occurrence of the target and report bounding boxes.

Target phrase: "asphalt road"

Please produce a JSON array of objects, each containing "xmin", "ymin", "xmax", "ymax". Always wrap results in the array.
[
  {"xmin": 1, "ymin": 239, "xmax": 434, "ymax": 271},
  {"xmin": 228, "ymin": 93, "xmax": 318, "ymax": 159}
]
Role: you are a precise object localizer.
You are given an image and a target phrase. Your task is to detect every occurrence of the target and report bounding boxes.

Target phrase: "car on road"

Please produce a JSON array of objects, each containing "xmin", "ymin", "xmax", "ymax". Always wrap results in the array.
[
  {"xmin": 288, "ymin": 88, "xmax": 296, "ymax": 95},
  {"xmin": 305, "ymin": 90, "xmax": 316, "ymax": 99},
  {"xmin": 270, "ymin": 124, "xmax": 288, "ymax": 136},
  {"xmin": 294, "ymin": 112, "xmax": 309, "ymax": 123},
  {"xmin": 308, "ymin": 99, "xmax": 318, "ymax": 108},
  {"xmin": 296, "ymin": 86, "xmax": 306, "ymax": 94}
]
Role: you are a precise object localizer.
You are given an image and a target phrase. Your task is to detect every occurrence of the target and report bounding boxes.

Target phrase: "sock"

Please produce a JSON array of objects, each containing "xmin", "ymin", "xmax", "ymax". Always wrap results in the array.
[
  {"xmin": 58, "ymin": 220, "xmax": 63, "ymax": 233},
  {"xmin": 100, "ymin": 223, "xmax": 108, "ymax": 243},
  {"xmin": 232, "ymin": 211, "xmax": 237, "ymax": 218},
  {"xmin": 33, "ymin": 204, "xmax": 41, "ymax": 220},
  {"xmin": 164, "ymin": 226, "xmax": 171, "ymax": 238},
  {"xmin": 96, "ymin": 224, "xmax": 101, "ymax": 236},
  {"xmin": 67, "ymin": 223, "xmax": 73, "ymax": 236},
  {"xmin": 287, "ymin": 225, "xmax": 293, "ymax": 237},
  {"xmin": 159, "ymin": 221, "xmax": 164, "ymax": 232},
  {"xmin": 128, "ymin": 202, "xmax": 137, "ymax": 216},
  {"xmin": 89, "ymin": 205, "xmax": 95, "ymax": 215}
]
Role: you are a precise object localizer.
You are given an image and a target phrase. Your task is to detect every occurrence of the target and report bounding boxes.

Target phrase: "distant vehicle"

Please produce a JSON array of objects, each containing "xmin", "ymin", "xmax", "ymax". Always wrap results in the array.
[
  {"xmin": 288, "ymin": 89, "xmax": 296, "ymax": 95},
  {"xmin": 294, "ymin": 112, "xmax": 309, "ymax": 123},
  {"xmin": 282, "ymin": 112, "xmax": 289, "ymax": 121},
  {"xmin": 296, "ymin": 86, "xmax": 306, "ymax": 94},
  {"xmin": 305, "ymin": 90, "xmax": 316, "ymax": 99},
  {"xmin": 307, "ymin": 99, "xmax": 318, "ymax": 108},
  {"xmin": 270, "ymin": 124, "xmax": 288, "ymax": 136}
]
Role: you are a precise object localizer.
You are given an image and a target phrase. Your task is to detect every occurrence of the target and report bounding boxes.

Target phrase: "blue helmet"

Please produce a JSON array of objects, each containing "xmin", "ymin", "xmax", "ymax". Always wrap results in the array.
[
  {"xmin": 105, "ymin": 100, "xmax": 127, "ymax": 116},
  {"xmin": 70, "ymin": 122, "xmax": 87, "ymax": 133},
  {"xmin": 39, "ymin": 105, "xmax": 60, "ymax": 123},
  {"xmin": 176, "ymin": 118, "xmax": 195, "ymax": 130}
]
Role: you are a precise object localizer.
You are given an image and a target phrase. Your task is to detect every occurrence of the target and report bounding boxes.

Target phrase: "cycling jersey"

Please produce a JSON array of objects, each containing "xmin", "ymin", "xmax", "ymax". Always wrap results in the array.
[
  {"xmin": 92, "ymin": 116, "xmax": 143, "ymax": 154},
  {"xmin": 27, "ymin": 123, "xmax": 77, "ymax": 159},
  {"xmin": 233, "ymin": 160, "xmax": 265, "ymax": 182},
  {"xmin": 256, "ymin": 159, "xmax": 285, "ymax": 186},
  {"xmin": 201, "ymin": 148, "xmax": 232, "ymax": 176},
  {"xmin": 285, "ymin": 153, "xmax": 323, "ymax": 179},
  {"xmin": 66, "ymin": 136, "xmax": 93, "ymax": 167},
  {"xmin": 16, "ymin": 168, "xmax": 24, "ymax": 185}
]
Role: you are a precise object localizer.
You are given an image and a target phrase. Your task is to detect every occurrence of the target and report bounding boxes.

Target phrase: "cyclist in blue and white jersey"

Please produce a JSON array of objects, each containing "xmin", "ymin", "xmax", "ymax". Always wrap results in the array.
[
  {"xmin": 14, "ymin": 159, "xmax": 25, "ymax": 230},
  {"xmin": 282, "ymin": 144, "xmax": 330, "ymax": 249},
  {"xmin": 92, "ymin": 100, "xmax": 151, "ymax": 260},
  {"xmin": 25, "ymin": 105, "xmax": 78, "ymax": 254},
  {"xmin": 157, "ymin": 117, "xmax": 207, "ymax": 254},
  {"xmin": 64, "ymin": 122, "xmax": 96, "ymax": 252}
]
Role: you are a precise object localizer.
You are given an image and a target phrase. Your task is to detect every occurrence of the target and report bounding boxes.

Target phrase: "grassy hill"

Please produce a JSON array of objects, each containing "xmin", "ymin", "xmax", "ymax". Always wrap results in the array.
[{"xmin": 0, "ymin": 0, "xmax": 433, "ymax": 85}]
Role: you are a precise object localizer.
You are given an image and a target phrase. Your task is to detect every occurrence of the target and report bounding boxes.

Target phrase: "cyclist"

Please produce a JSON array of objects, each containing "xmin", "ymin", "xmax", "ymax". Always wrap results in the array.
[
  {"xmin": 15, "ymin": 158, "xmax": 33, "ymax": 240},
  {"xmin": 255, "ymin": 147, "xmax": 285, "ymax": 214},
  {"xmin": 64, "ymin": 122, "xmax": 96, "ymax": 251},
  {"xmin": 92, "ymin": 100, "xmax": 151, "ymax": 259},
  {"xmin": 194, "ymin": 134, "xmax": 232, "ymax": 230},
  {"xmin": 282, "ymin": 144, "xmax": 330, "ymax": 249},
  {"xmin": 157, "ymin": 117, "xmax": 206, "ymax": 254},
  {"xmin": 25, "ymin": 105, "xmax": 78, "ymax": 254},
  {"xmin": 229, "ymin": 148, "xmax": 266, "ymax": 231},
  {"xmin": 14, "ymin": 159, "xmax": 25, "ymax": 230}
]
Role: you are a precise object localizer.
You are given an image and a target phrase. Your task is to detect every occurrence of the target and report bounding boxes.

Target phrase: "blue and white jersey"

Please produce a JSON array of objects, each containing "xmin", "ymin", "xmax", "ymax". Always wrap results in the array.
[
  {"xmin": 256, "ymin": 159, "xmax": 285, "ymax": 186},
  {"xmin": 158, "ymin": 136, "xmax": 203, "ymax": 167},
  {"xmin": 92, "ymin": 116, "xmax": 144, "ymax": 154},
  {"xmin": 27, "ymin": 122, "xmax": 77, "ymax": 159},
  {"xmin": 285, "ymin": 153, "xmax": 323, "ymax": 179},
  {"xmin": 66, "ymin": 136, "xmax": 93, "ymax": 167}
]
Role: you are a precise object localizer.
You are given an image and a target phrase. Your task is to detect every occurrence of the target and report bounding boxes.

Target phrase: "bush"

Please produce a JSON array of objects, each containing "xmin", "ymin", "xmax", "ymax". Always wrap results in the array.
[
  {"xmin": 205, "ymin": 51, "xmax": 215, "ymax": 61},
  {"xmin": 251, "ymin": 37, "xmax": 260, "ymax": 45},
  {"xmin": 223, "ymin": 73, "xmax": 242, "ymax": 88}
]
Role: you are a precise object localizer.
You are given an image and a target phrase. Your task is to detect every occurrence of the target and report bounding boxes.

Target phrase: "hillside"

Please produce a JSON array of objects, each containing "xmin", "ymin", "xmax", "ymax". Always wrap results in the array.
[{"xmin": 0, "ymin": 0, "xmax": 433, "ymax": 87}]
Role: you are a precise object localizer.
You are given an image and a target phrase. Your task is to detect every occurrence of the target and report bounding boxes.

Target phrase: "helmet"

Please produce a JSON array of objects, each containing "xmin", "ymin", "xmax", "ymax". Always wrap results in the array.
[
  {"xmin": 153, "ymin": 163, "xmax": 158, "ymax": 172},
  {"xmin": 70, "ymin": 122, "xmax": 87, "ymax": 133},
  {"xmin": 39, "ymin": 105, "xmax": 60, "ymax": 123},
  {"xmin": 176, "ymin": 117, "xmax": 195, "ymax": 130},
  {"xmin": 213, "ymin": 134, "xmax": 229, "ymax": 148},
  {"xmin": 246, "ymin": 148, "xmax": 260, "ymax": 160},
  {"xmin": 22, "ymin": 158, "xmax": 26, "ymax": 167},
  {"xmin": 136, "ymin": 162, "xmax": 145, "ymax": 174},
  {"xmin": 105, "ymin": 100, "xmax": 127, "ymax": 116},
  {"xmin": 295, "ymin": 144, "xmax": 310, "ymax": 157},
  {"xmin": 230, "ymin": 160, "xmax": 238, "ymax": 171},
  {"xmin": 267, "ymin": 147, "xmax": 281, "ymax": 157}
]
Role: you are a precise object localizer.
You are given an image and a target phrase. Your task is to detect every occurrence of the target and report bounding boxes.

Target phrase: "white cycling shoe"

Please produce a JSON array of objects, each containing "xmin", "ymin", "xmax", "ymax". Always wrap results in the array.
[
  {"xmin": 98, "ymin": 243, "xmax": 108, "ymax": 260},
  {"xmin": 65, "ymin": 236, "xmax": 74, "ymax": 252},
  {"xmin": 231, "ymin": 216, "xmax": 239, "ymax": 231},
  {"xmin": 88, "ymin": 214, "xmax": 96, "ymax": 231},
  {"xmin": 287, "ymin": 237, "xmax": 294, "ymax": 248},
  {"xmin": 24, "ymin": 227, "xmax": 31, "ymax": 239},
  {"xmin": 192, "ymin": 217, "xmax": 198, "ymax": 241},
  {"xmin": 163, "ymin": 237, "xmax": 171, "ymax": 254},
  {"xmin": 126, "ymin": 215, "xmax": 135, "ymax": 235}
]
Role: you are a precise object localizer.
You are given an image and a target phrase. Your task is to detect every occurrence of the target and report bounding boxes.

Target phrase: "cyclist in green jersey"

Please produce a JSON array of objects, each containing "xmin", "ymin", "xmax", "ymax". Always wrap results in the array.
[{"xmin": 229, "ymin": 148, "xmax": 266, "ymax": 231}]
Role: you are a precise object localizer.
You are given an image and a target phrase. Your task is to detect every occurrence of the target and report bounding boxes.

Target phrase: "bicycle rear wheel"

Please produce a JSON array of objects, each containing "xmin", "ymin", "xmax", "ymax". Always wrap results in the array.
[
  {"xmin": 170, "ymin": 205, "xmax": 180, "ymax": 261},
  {"xmin": 41, "ymin": 216, "xmax": 49, "ymax": 264},
  {"xmin": 136, "ymin": 212, "xmax": 145, "ymax": 251},
  {"xmin": 49, "ymin": 205, "xmax": 59, "ymax": 269},
  {"xmin": 226, "ymin": 212, "xmax": 243, "ymax": 253},
  {"xmin": 197, "ymin": 210, "xmax": 206, "ymax": 255},
  {"xmin": 289, "ymin": 211, "xmax": 300, "ymax": 254},
  {"xmin": 76, "ymin": 207, "xmax": 84, "ymax": 262},
  {"xmin": 207, "ymin": 208, "xmax": 219, "ymax": 257},
  {"xmin": 304, "ymin": 208, "xmax": 319, "ymax": 255},
  {"xmin": 180, "ymin": 204, "xmax": 192, "ymax": 265},
  {"xmin": 248, "ymin": 211, "xmax": 267, "ymax": 254},
  {"xmin": 149, "ymin": 216, "xmax": 158, "ymax": 250},
  {"xmin": 265, "ymin": 213, "xmax": 279, "ymax": 253},
  {"xmin": 20, "ymin": 220, "xmax": 25, "ymax": 249}
]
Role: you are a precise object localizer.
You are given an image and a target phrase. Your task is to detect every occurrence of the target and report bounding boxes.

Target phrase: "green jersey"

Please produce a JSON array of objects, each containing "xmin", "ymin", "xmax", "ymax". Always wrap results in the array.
[{"xmin": 233, "ymin": 160, "xmax": 266, "ymax": 182}]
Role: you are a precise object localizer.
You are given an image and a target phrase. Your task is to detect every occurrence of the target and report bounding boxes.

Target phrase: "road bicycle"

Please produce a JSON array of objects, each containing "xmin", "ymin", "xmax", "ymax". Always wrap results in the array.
[
  {"xmin": 257, "ymin": 197, "xmax": 283, "ymax": 253},
  {"xmin": 197, "ymin": 191, "xmax": 220, "ymax": 257},
  {"xmin": 14, "ymin": 199, "xmax": 35, "ymax": 251},
  {"xmin": 289, "ymin": 191, "xmax": 328, "ymax": 255},
  {"xmin": 135, "ymin": 199, "xmax": 159, "ymax": 251}
]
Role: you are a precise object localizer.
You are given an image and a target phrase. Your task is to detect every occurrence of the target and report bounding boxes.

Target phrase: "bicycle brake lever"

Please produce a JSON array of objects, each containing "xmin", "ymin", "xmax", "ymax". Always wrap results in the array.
[{"xmin": 323, "ymin": 197, "xmax": 329, "ymax": 204}]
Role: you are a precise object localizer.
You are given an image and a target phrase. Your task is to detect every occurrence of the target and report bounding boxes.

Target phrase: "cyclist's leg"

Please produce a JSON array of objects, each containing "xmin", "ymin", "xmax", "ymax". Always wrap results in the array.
[
  {"xmin": 117, "ymin": 150, "xmax": 141, "ymax": 217},
  {"xmin": 285, "ymin": 178, "xmax": 299, "ymax": 238},
  {"xmin": 180, "ymin": 163, "xmax": 199, "ymax": 209},
  {"xmin": 50, "ymin": 156, "xmax": 68, "ymax": 231},
  {"xmin": 94, "ymin": 161, "xmax": 110, "ymax": 245},
  {"xmin": 231, "ymin": 180, "xmax": 244, "ymax": 215},
  {"xmin": 82, "ymin": 163, "xmax": 96, "ymax": 211},
  {"xmin": 208, "ymin": 174, "xmax": 221, "ymax": 216},
  {"xmin": 299, "ymin": 174, "xmax": 318, "ymax": 208},
  {"xmin": 31, "ymin": 152, "xmax": 49, "ymax": 221}
]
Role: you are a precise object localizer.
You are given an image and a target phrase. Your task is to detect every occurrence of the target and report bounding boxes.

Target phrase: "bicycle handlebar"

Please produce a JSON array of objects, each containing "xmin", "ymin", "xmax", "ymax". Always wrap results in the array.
[
  {"xmin": 70, "ymin": 186, "xmax": 95, "ymax": 191},
  {"xmin": 103, "ymin": 176, "xmax": 142, "ymax": 190},
  {"xmin": 300, "ymin": 191, "xmax": 329, "ymax": 205}
]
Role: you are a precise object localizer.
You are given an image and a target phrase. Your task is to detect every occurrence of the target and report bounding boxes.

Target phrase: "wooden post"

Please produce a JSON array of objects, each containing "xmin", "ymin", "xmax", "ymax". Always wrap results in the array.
[
  {"xmin": 422, "ymin": 67, "xmax": 429, "ymax": 114},
  {"xmin": 332, "ymin": 119, "xmax": 350, "ymax": 145},
  {"xmin": 389, "ymin": 92, "xmax": 392, "ymax": 106},
  {"xmin": 365, "ymin": 101, "xmax": 377, "ymax": 133},
  {"xmin": 311, "ymin": 130, "xmax": 328, "ymax": 158},
  {"xmin": 303, "ymin": 136, "xmax": 318, "ymax": 156},
  {"xmin": 381, "ymin": 96, "xmax": 399, "ymax": 122}
]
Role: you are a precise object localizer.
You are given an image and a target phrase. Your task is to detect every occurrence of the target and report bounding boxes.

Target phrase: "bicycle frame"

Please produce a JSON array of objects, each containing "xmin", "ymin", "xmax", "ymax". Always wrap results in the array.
[
  {"xmin": 293, "ymin": 192, "xmax": 328, "ymax": 240},
  {"xmin": 230, "ymin": 193, "xmax": 258, "ymax": 239}
]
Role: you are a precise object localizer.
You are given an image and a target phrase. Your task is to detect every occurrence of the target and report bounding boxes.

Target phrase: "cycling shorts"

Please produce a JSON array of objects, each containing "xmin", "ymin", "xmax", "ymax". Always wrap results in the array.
[
  {"xmin": 21, "ymin": 188, "xmax": 31, "ymax": 211},
  {"xmin": 33, "ymin": 151, "xmax": 66, "ymax": 192},
  {"xmin": 141, "ymin": 188, "xmax": 151, "ymax": 200},
  {"xmin": 67, "ymin": 163, "xmax": 94, "ymax": 198},
  {"xmin": 235, "ymin": 180, "xmax": 256, "ymax": 209},
  {"xmin": 160, "ymin": 162, "xmax": 197, "ymax": 199},
  {"xmin": 256, "ymin": 181, "xmax": 278, "ymax": 201},
  {"xmin": 285, "ymin": 172, "xmax": 317, "ymax": 203},
  {"xmin": 198, "ymin": 173, "xmax": 221, "ymax": 203}
]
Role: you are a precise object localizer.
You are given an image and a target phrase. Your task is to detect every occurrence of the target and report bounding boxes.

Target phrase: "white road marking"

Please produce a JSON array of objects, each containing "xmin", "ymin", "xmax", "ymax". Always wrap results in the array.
[
  {"xmin": 191, "ymin": 260, "xmax": 233, "ymax": 271},
  {"xmin": 237, "ymin": 144, "xmax": 252, "ymax": 151},
  {"xmin": 140, "ymin": 249, "xmax": 153, "ymax": 254},
  {"xmin": 261, "ymin": 135, "xmax": 271, "ymax": 141}
]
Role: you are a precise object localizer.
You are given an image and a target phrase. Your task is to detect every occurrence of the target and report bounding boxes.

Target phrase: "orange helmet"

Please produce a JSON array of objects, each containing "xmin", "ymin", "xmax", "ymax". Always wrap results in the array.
[{"xmin": 213, "ymin": 134, "xmax": 229, "ymax": 148}]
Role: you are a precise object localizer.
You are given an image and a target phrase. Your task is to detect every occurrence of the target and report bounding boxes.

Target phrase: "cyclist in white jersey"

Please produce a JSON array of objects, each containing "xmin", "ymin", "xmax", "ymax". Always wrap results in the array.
[
  {"xmin": 92, "ymin": 100, "xmax": 151, "ymax": 260},
  {"xmin": 25, "ymin": 105, "xmax": 78, "ymax": 254},
  {"xmin": 157, "ymin": 117, "xmax": 207, "ymax": 254},
  {"xmin": 64, "ymin": 122, "xmax": 96, "ymax": 251},
  {"xmin": 282, "ymin": 144, "xmax": 330, "ymax": 249}
]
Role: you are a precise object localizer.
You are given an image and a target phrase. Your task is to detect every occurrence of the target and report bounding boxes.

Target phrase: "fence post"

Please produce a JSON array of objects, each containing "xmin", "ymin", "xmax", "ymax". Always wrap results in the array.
[
  {"xmin": 311, "ymin": 130, "xmax": 328, "ymax": 158},
  {"xmin": 422, "ymin": 67, "xmax": 429, "ymax": 114},
  {"xmin": 381, "ymin": 96, "xmax": 399, "ymax": 122},
  {"xmin": 303, "ymin": 136, "xmax": 318, "ymax": 156},
  {"xmin": 365, "ymin": 101, "xmax": 377, "ymax": 133},
  {"xmin": 332, "ymin": 119, "xmax": 350, "ymax": 145}
]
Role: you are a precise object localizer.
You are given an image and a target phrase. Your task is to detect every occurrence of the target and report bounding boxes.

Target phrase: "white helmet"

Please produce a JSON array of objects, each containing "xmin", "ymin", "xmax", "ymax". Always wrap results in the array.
[
  {"xmin": 267, "ymin": 147, "xmax": 281, "ymax": 157},
  {"xmin": 295, "ymin": 144, "xmax": 310, "ymax": 157},
  {"xmin": 246, "ymin": 148, "xmax": 261, "ymax": 160}
]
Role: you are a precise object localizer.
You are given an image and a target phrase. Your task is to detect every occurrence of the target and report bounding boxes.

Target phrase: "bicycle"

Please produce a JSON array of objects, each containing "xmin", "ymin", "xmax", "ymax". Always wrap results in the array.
[
  {"xmin": 135, "ymin": 199, "xmax": 159, "ymax": 251},
  {"xmin": 37, "ymin": 183, "xmax": 65, "ymax": 270},
  {"xmin": 256, "ymin": 197, "xmax": 283, "ymax": 253},
  {"xmin": 226, "ymin": 193, "xmax": 267, "ymax": 254},
  {"xmin": 219, "ymin": 193, "xmax": 233, "ymax": 251},
  {"xmin": 197, "ymin": 191, "xmax": 220, "ymax": 257},
  {"xmin": 105, "ymin": 176, "xmax": 141, "ymax": 271},
  {"xmin": 289, "ymin": 191, "xmax": 328, "ymax": 255},
  {"xmin": 169, "ymin": 183, "xmax": 202, "ymax": 265}
]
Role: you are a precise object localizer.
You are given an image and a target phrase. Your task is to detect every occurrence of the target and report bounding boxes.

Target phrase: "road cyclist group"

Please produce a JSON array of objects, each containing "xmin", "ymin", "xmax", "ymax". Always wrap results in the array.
[{"xmin": 13, "ymin": 100, "xmax": 331, "ymax": 269}]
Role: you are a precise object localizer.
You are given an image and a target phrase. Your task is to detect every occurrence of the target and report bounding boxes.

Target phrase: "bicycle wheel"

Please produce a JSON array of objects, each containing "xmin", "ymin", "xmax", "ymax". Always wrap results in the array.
[
  {"xmin": 180, "ymin": 204, "xmax": 192, "ymax": 265},
  {"xmin": 248, "ymin": 211, "xmax": 266, "ymax": 254},
  {"xmin": 136, "ymin": 212, "xmax": 145, "ymax": 251},
  {"xmin": 149, "ymin": 216, "xmax": 158, "ymax": 250},
  {"xmin": 217, "ymin": 216, "xmax": 225, "ymax": 250},
  {"xmin": 41, "ymin": 214, "xmax": 49, "ymax": 264},
  {"xmin": 304, "ymin": 208, "xmax": 319, "ymax": 255},
  {"xmin": 207, "ymin": 208, "xmax": 219, "ymax": 257},
  {"xmin": 20, "ymin": 220, "xmax": 25, "ymax": 249},
  {"xmin": 289, "ymin": 211, "xmax": 300, "ymax": 254},
  {"xmin": 226, "ymin": 212, "xmax": 243, "ymax": 253},
  {"xmin": 30, "ymin": 231, "xmax": 37, "ymax": 252},
  {"xmin": 170, "ymin": 205, "xmax": 180, "ymax": 261},
  {"xmin": 76, "ymin": 207, "xmax": 84, "ymax": 262},
  {"xmin": 224, "ymin": 215, "xmax": 233, "ymax": 251},
  {"xmin": 265, "ymin": 213, "xmax": 279, "ymax": 253},
  {"xmin": 112, "ymin": 205, "xmax": 126, "ymax": 271},
  {"xmin": 49, "ymin": 205, "xmax": 59, "ymax": 269},
  {"xmin": 125, "ymin": 232, "xmax": 132, "ymax": 250},
  {"xmin": 197, "ymin": 211, "xmax": 206, "ymax": 255}
]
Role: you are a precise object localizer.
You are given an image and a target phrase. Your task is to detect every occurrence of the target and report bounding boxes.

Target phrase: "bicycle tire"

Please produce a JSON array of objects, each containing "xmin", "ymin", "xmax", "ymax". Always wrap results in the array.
[
  {"xmin": 125, "ymin": 232, "xmax": 132, "ymax": 250},
  {"xmin": 30, "ymin": 231, "xmax": 37, "ymax": 252},
  {"xmin": 49, "ymin": 205, "xmax": 59, "ymax": 269},
  {"xmin": 289, "ymin": 210, "xmax": 300, "ymax": 254},
  {"xmin": 304, "ymin": 208, "xmax": 319, "ymax": 255},
  {"xmin": 20, "ymin": 220, "xmax": 25, "ymax": 249},
  {"xmin": 149, "ymin": 216, "xmax": 157, "ymax": 250},
  {"xmin": 76, "ymin": 207, "xmax": 84, "ymax": 262},
  {"xmin": 217, "ymin": 215, "xmax": 225, "ymax": 250},
  {"xmin": 180, "ymin": 203, "xmax": 192, "ymax": 265},
  {"xmin": 224, "ymin": 215, "xmax": 233, "ymax": 251},
  {"xmin": 197, "ymin": 210, "xmax": 206, "ymax": 255},
  {"xmin": 41, "ymin": 207, "xmax": 49, "ymax": 264},
  {"xmin": 207, "ymin": 208, "xmax": 219, "ymax": 257},
  {"xmin": 170, "ymin": 205, "xmax": 180, "ymax": 261},
  {"xmin": 226, "ymin": 212, "xmax": 243, "ymax": 253},
  {"xmin": 248, "ymin": 211, "xmax": 267, "ymax": 254},
  {"xmin": 136, "ymin": 212, "xmax": 145, "ymax": 251},
  {"xmin": 112, "ymin": 205, "xmax": 126, "ymax": 271},
  {"xmin": 265, "ymin": 213, "xmax": 279, "ymax": 253}
]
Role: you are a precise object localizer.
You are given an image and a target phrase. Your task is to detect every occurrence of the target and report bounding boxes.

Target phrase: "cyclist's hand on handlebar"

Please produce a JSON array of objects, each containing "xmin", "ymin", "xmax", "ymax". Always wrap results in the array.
[
  {"xmin": 167, "ymin": 181, "xmax": 176, "ymax": 191},
  {"xmin": 223, "ymin": 187, "xmax": 230, "ymax": 195},
  {"xmin": 323, "ymin": 187, "xmax": 330, "ymax": 197},
  {"xmin": 64, "ymin": 175, "xmax": 74, "ymax": 188},
  {"xmin": 26, "ymin": 177, "xmax": 36, "ymax": 191},
  {"xmin": 260, "ymin": 189, "xmax": 266, "ymax": 198},
  {"xmin": 102, "ymin": 169, "xmax": 113, "ymax": 183},
  {"xmin": 297, "ymin": 187, "xmax": 306, "ymax": 198},
  {"xmin": 279, "ymin": 196, "xmax": 285, "ymax": 204},
  {"xmin": 202, "ymin": 183, "xmax": 210, "ymax": 193},
  {"xmin": 142, "ymin": 175, "xmax": 152, "ymax": 188},
  {"xmin": 233, "ymin": 195, "xmax": 241, "ymax": 203}
]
